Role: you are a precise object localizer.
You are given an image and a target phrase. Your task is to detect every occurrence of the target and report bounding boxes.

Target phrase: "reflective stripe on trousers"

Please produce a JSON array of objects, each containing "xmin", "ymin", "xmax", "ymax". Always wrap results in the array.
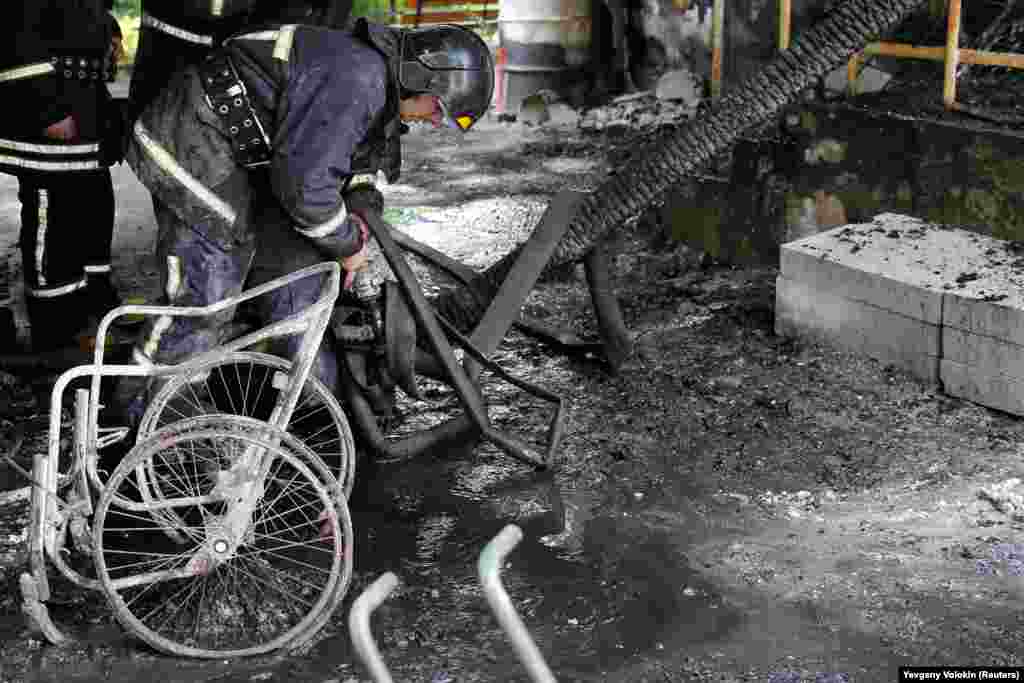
[{"xmin": 17, "ymin": 171, "xmax": 113, "ymax": 298}]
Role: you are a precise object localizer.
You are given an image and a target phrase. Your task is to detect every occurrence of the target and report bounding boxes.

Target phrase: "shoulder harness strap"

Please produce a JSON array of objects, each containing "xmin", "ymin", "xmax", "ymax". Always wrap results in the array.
[{"xmin": 198, "ymin": 52, "xmax": 272, "ymax": 168}]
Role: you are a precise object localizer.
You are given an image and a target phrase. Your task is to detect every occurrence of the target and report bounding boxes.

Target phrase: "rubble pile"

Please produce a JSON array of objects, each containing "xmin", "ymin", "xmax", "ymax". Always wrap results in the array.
[{"xmin": 579, "ymin": 88, "xmax": 700, "ymax": 135}]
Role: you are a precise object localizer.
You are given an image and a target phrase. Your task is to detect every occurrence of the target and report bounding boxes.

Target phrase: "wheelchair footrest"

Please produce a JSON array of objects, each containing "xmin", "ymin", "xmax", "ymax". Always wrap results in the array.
[{"xmin": 20, "ymin": 572, "xmax": 69, "ymax": 646}]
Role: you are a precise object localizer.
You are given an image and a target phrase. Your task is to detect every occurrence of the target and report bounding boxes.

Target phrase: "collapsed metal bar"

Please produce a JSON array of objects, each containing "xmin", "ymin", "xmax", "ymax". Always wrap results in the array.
[
  {"xmin": 943, "ymin": 0, "xmax": 964, "ymax": 108},
  {"xmin": 711, "ymin": 0, "xmax": 725, "ymax": 99},
  {"xmin": 582, "ymin": 240, "xmax": 631, "ymax": 372},
  {"xmin": 339, "ymin": 373, "xmax": 480, "ymax": 464},
  {"xmin": 463, "ymin": 190, "xmax": 585, "ymax": 382},
  {"xmin": 478, "ymin": 524, "xmax": 557, "ymax": 683},
  {"xmin": 362, "ymin": 211, "xmax": 547, "ymax": 469},
  {"xmin": 865, "ymin": 41, "xmax": 1024, "ymax": 69},
  {"xmin": 843, "ymin": 0, "xmax": 1024, "ymax": 104},
  {"xmin": 350, "ymin": 526, "xmax": 556, "ymax": 683},
  {"xmin": 433, "ymin": 314, "xmax": 567, "ymax": 464},
  {"xmin": 348, "ymin": 572, "xmax": 401, "ymax": 683},
  {"xmin": 779, "ymin": 0, "xmax": 792, "ymax": 50},
  {"xmin": 389, "ymin": 222, "xmax": 601, "ymax": 353}
]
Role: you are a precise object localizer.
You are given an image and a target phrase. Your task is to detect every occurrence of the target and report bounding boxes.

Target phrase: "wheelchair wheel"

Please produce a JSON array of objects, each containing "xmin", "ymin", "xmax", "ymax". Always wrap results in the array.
[
  {"xmin": 138, "ymin": 352, "xmax": 356, "ymax": 498},
  {"xmin": 92, "ymin": 421, "xmax": 353, "ymax": 658}
]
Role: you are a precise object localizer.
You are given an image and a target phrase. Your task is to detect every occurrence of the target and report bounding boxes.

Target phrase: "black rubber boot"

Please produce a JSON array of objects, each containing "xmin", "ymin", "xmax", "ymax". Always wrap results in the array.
[
  {"xmin": 25, "ymin": 288, "xmax": 90, "ymax": 352},
  {"xmin": 85, "ymin": 273, "xmax": 123, "ymax": 321}
]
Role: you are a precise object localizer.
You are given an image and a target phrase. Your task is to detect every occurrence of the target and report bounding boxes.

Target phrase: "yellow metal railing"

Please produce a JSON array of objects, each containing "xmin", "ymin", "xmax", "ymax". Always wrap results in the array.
[
  {"xmin": 360, "ymin": 0, "xmax": 498, "ymax": 27},
  {"xmin": 772, "ymin": 0, "xmax": 1024, "ymax": 108},
  {"xmin": 711, "ymin": 0, "xmax": 726, "ymax": 99}
]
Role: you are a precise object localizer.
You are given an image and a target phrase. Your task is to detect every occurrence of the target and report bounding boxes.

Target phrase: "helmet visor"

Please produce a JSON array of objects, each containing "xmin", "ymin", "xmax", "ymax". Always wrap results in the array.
[{"xmin": 403, "ymin": 27, "xmax": 491, "ymax": 71}]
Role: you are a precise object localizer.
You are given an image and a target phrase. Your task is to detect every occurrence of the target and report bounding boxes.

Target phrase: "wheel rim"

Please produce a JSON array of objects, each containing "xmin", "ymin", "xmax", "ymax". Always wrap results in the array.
[
  {"xmin": 138, "ymin": 352, "xmax": 356, "ymax": 498},
  {"xmin": 94, "ymin": 427, "xmax": 352, "ymax": 658}
]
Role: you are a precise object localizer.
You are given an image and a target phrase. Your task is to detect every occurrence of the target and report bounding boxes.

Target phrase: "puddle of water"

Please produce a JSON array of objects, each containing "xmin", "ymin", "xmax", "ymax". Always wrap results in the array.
[{"xmin": 347, "ymin": 454, "xmax": 741, "ymax": 678}]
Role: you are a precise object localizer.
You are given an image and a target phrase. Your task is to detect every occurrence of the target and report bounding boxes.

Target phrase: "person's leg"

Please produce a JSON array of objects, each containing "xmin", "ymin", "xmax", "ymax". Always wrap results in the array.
[
  {"xmin": 81, "ymin": 169, "xmax": 122, "ymax": 317},
  {"xmin": 117, "ymin": 172, "xmax": 256, "ymax": 426},
  {"xmin": 135, "ymin": 205, "xmax": 255, "ymax": 365},
  {"xmin": 246, "ymin": 185, "xmax": 340, "ymax": 395},
  {"xmin": 17, "ymin": 173, "xmax": 91, "ymax": 351}
]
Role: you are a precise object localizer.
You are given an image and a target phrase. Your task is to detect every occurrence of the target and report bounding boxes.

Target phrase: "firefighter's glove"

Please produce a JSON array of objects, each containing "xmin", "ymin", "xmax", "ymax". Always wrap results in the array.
[{"xmin": 343, "ymin": 184, "xmax": 384, "ymax": 218}]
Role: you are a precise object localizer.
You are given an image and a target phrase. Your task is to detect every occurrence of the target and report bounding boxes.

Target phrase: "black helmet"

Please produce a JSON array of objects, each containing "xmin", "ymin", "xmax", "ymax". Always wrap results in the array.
[{"xmin": 398, "ymin": 25, "xmax": 494, "ymax": 132}]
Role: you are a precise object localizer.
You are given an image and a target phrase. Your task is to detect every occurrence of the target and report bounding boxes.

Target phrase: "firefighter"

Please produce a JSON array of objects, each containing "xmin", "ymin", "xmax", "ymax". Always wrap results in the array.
[
  {"xmin": 1, "ymin": 1, "xmax": 127, "ymax": 351},
  {"xmin": 128, "ymin": 0, "xmax": 353, "ymax": 115},
  {"xmin": 115, "ymin": 19, "xmax": 494, "ymax": 424}
]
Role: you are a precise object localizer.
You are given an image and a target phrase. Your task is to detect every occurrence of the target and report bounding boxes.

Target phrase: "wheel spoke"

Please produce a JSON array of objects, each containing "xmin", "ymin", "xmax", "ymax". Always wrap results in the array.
[
  {"xmin": 138, "ymin": 354, "xmax": 355, "ymax": 498},
  {"xmin": 96, "ymin": 425, "xmax": 350, "ymax": 657}
]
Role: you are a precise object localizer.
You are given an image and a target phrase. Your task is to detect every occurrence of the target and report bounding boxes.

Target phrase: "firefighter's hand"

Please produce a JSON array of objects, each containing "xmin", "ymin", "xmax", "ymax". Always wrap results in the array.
[
  {"xmin": 44, "ymin": 116, "xmax": 78, "ymax": 142},
  {"xmin": 341, "ymin": 244, "xmax": 370, "ymax": 289}
]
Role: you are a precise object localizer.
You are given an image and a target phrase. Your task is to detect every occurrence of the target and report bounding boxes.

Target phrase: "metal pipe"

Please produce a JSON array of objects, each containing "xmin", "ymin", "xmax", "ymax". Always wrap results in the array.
[
  {"xmin": 362, "ymin": 212, "xmax": 489, "ymax": 430},
  {"xmin": 847, "ymin": 53, "xmax": 860, "ymax": 97},
  {"xmin": 88, "ymin": 261, "xmax": 340, "ymax": 463},
  {"xmin": 341, "ymin": 371, "xmax": 480, "ymax": 464},
  {"xmin": 863, "ymin": 42, "xmax": 1024, "ymax": 69},
  {"xmin": 464, "ymin": 190, "xmax": 583, "ymax": 382},
  {"xmin": 0, "ymin": 344, "xmax": 130, "ymax": 372},
  {"xmin": 389, "ymin": 221, "xmax": 599, "ymax": 351},
  {"xmin": 348, "ymin": 572, "xmax": 401, "ymax": 683},
  {"xmin": 710, "ymin": 0, "xmax": 725, "ymax": 99},
  {"xmin": 363, "ymin": 211, "xmax": 546, "ymax": 468},
  {"xmin": 943, "ymin": 0, "xmax": 962, "ymax": 109},
  {"xmin": 388, "ymin": 224, "xmax": 479, "ymax": 284},
  {"xmin": 478, "ymin": 525, "xmax": 557, "ymax": 683},
  {"xmin": 583, "ymin": 240, "xmax": 631, "ymax": 373},
  {"xmin": 778, "ymin": 0, "xmax": 791, "ymax": 50}
]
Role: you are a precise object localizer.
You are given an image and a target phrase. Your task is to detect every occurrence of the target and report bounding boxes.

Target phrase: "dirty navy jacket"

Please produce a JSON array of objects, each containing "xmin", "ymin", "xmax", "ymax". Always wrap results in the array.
[
  {"xmin": 0, "ymin": 1, "xmax": 117, "ymax": 174},
  {"xmin": 127, "ymin": 21, "xmax": 402, "ymax": 261}
]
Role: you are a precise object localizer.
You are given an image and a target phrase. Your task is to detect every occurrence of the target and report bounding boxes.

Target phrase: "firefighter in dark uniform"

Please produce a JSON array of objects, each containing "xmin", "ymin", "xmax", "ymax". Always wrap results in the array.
[
  {"xmin": 129, "ymin": 0, "xmax": 353, "ymax": 115},
  {"xmin": 0, "ymin": 1, "xmax": 126, "ymax": 351},
  {"xmin": 115, "ymin": 19, "xmax": 494, "ymax": 423}
]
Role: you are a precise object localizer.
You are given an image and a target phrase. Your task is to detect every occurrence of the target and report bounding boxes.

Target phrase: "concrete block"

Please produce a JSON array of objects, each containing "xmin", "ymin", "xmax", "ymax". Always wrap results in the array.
[
  {"xmin": 781, "ymin": 214, "xmax": 1024, "ymax": 327},
  {"xmin": 780, "ymin": 243, "xmax": 943, "ymax": 324},
  {"xmin": 780, "ymin": 215, "xmax": 1024, "ymax": 334},
  {"xmin": 778, "ymin": 213, "xmax": 1024, "ymax": 414},
  {"xmin": 942, "ymin": 327, "xmax": 1024, "ymax": 372},
  {"xmin": 775, "ymin": 276, "xmax": 940, "ymax": 382},
  {"xmin": 780, "ymin": 215, "xmax": 950, "ymax": 323},
  {"xmin": 941, "ymin": 358, "xmax": 1024, "ymax": 416},
  {"xmin": 943, "ymin": 293, "xmax": 1024, "ymax": 349}
]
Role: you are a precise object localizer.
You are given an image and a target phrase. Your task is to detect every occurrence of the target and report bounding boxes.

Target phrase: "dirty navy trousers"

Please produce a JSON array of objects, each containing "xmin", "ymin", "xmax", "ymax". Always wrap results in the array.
[{"xmin": 122, "ymin": 66, "xmax": 339, "ymax": 421}]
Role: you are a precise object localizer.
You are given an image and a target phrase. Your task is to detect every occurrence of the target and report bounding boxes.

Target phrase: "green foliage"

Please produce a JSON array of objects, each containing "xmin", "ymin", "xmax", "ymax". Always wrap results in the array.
[
  {"xmin": 115, "ymin": 15, "xmax": 141, "ymax": 64},
  {"xmin": 351, "ymin": 0, "xmax": 395, "ymax": 21},
  {"xmin": 111, "ymin": 0, "xmax": 141, "ymax": 64},
  {"xmin": 112, "ymin": 0, "xmax": 141, "ymax": 17}
]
